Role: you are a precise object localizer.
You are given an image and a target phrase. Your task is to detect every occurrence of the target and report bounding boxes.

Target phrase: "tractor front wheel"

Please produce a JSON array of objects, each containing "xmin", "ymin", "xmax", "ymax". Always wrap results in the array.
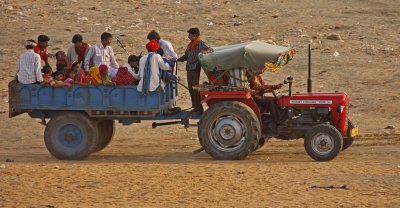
[
  {"xmin": 198, "ymin": 101, "xmax": 261, "ymax": 160},
  {"xmin": 304, "ymin": 124, "xmax": 343, "ymax": 161}
]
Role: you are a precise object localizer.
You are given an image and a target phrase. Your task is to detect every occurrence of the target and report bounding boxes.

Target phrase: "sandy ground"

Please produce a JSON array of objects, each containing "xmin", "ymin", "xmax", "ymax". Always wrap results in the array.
[{"xmin": 0, "ymin": 0, "xmax": 399, "ymax": 207}]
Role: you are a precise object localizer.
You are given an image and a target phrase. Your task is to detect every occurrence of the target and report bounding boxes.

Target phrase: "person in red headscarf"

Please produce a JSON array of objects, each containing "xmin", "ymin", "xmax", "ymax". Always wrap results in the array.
[{"xmin": 137, "ymin": 40, "xmax": 170, "ymax": 93}]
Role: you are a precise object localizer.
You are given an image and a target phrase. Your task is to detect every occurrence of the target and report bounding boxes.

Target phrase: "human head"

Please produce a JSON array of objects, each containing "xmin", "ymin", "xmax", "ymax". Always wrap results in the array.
[
  {"xmin": 147, "ymin": 30, "xmax": 160, "ymax": 42},
  {"xmin": 42, "ymin": 65, "xmax": 52, "ymax": 75},
  {"xmin": 72, "ymin": 34, "xmax": 83, "ymax": 47},
  {"xmin": 25, "ymin": 39, "xmax": 36, "ymax": 50},
  {"xmin": 53, "ymin": 71, "xmax": 64, "ymax": 81},
  {"xmin": 66, "ymin": 69, "xmax": 76, "ymax": 79},
  {"xmin": 99, "ymin": 64, "xmax": 108, "ymax": 75},
  {"xmin": 37, "ymin": 35, "xmax": 50, "ymax": 48},
  {"xmin": 55, "ymin": 51, "xmax": 66, "ymax": 61},
  {"xmin": 101, "ymin": 32, "xmax": 112, "ymax": 46},
  {"xmin": 146, "ymin": 40, "xmax": 159, "ymax": 52},
  {"xmin": 128, "ymin": 55, "xmax": 140, "ymax": 68},
  {"xmin": 187, "ymin": 28, "xmax": 200, "ymax": 41}
]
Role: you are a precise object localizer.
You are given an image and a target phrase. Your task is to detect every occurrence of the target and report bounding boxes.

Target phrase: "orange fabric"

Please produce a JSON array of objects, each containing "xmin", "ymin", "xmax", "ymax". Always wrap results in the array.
[{"xmin": 187, "ymin": 36, "xmax": 202, "ymax": 51}]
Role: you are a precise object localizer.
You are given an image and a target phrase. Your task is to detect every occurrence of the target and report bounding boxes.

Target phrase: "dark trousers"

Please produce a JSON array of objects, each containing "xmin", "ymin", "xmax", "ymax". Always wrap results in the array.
[
  {"xmin": 187, "ymin": 69, "xmax": 203, "ymax": 111},
  {"xmin": 254, "ymin": 97, "xmax": 280, "ymax": 126}
]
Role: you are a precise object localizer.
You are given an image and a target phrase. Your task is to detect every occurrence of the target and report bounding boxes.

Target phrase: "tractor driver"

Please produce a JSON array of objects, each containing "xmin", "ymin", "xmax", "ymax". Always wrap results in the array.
[{"xmin": 247, "ymin": 70, "xmax": 283, "ymax": 135}]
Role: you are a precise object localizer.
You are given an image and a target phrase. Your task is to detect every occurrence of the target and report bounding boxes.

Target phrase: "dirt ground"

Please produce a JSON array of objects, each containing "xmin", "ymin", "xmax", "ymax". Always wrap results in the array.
[{"xmin": 0, "ymin": 0, "xmax": 399, "ymax": 207}]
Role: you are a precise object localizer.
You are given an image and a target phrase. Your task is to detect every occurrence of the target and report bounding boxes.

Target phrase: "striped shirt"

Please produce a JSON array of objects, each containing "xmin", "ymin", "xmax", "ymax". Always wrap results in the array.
[
  {"xmin": 16, "ymin": 49, "xmax": 43, "ymax": 84},
  {"xmin": 178, "ymin": 40, "xmax": 212, "ymax": 71}
]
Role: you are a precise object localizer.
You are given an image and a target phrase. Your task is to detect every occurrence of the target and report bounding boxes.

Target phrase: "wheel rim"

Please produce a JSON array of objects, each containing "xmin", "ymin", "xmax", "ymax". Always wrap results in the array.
[
  {"xmin": 57, "ymin": 123, "xmax": 84, "ymax": 149},
  {"xmin": 311, "ymin": 133, "xmax": 334, "ymax": 155},
  {"xmin": 209, "ymin": 115, "xmax": 246, "ymax": 152}
]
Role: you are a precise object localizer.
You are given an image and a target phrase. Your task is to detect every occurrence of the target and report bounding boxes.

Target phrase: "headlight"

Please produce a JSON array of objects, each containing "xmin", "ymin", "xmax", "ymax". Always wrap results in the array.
[{"xmin": 336, "ymin": 105, "xmax": 345, "ymax": 113}]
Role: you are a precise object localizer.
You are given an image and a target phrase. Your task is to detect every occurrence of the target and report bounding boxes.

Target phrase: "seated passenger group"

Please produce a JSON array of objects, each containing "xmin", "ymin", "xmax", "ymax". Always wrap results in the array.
[{"xmin": 15, "ymin": 31, "xmax": 177, "ymax": 92}]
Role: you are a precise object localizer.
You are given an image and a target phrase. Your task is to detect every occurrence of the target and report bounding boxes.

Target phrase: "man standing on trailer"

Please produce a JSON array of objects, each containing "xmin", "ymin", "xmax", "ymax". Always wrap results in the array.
[
  {"xmin": 84, "ymin": 32, "xmax": 119, "ymax": 79},
  {"xmin": 177, "ymin": 27, "xmax": 213, "ymax": 114}
]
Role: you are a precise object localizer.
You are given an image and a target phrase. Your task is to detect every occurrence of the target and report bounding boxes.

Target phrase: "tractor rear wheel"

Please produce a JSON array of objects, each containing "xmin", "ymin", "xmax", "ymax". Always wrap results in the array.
[
  {"xmin": 304, "ymin": 124, "xmax": 343, "ymax": 161},
  {"xmin": 93, "ymin": 120, "xmax": 115, "ymax": 152},
  {"xmin": 198, "ymin": 101, "xmax": 261, "ymax": 160},
  {"xmin": 44, "ymin": 112, "xmax": 99, "ymax": 160}
]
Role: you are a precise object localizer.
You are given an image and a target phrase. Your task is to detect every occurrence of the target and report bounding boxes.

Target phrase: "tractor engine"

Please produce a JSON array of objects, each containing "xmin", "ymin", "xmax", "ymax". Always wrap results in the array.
[{"xmin": 277, "ymin": 107, "xmax": 331, "ymax": 139}]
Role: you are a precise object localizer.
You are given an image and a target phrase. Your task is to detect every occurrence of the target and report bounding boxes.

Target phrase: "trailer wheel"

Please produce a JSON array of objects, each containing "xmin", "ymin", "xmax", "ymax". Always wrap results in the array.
[
  {"xmin": 44, "ymin": 112, "xmax": 99, "ymax": 160},
  {"xmin": 342, "ymin": 120, "xmax": 355, "ymax": 151},
  {"xmin": 304, "ymin": 124, "xmax": 343, "ymax": 161},
  {"xmin": 93, "ymin": 120, "xmax": 115, "ymax": 153},
  {"xmin": 198, "ymin": 101, "xmax": 261, "ymax": 160}
]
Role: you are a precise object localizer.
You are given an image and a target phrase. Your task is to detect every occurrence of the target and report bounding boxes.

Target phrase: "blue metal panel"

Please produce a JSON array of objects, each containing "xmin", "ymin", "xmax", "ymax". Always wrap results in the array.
[{"xmin": 15, "ymin": 84, "xmax": 165, "ymax": 111}]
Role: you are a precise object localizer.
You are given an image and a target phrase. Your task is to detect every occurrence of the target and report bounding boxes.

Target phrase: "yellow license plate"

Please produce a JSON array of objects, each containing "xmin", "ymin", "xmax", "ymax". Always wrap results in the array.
[{"xmin": 350, "ymin": 127, "xmax": 359, "ymax": 138}]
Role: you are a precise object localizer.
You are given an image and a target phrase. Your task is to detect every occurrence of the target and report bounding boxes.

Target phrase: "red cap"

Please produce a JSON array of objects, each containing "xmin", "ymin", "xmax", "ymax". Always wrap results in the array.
[{"xmin": 146, "ymin": 40, "xmax": 159, "ymax": 51}]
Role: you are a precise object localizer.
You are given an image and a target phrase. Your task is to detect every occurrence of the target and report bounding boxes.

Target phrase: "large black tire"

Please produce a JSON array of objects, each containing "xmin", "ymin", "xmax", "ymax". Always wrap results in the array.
[
  {"xmin": 198, "ymin": 101, "xmax": 261, "ymax": 160},
  {"xmin": 93, "ymin": 120, "xmax": 116, "ymax": 153},
  {"xmin": 44, "ymin": 112, "xmax": 99, "ymax": 160},
  {"xmin": 304, "ymin": 124, "xmax": 343, "ymax": 161},
  {"xmin": 342, "ymin": 120, "xmax": 355, "ymax": 151},
  {"xmin": 253, "ymin": 137, "xmax": 266, "ymax": 151}
]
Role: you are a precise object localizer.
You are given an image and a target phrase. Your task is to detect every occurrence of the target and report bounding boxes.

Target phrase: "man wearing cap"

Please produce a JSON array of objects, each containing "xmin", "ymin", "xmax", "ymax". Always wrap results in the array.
[
  {"xmin": 177, "ymin": 27, "xmax": 213, "ymax": 114},
  {"xmin": 84, "ymin": 32, "xmax": 119, "ymax": 79},
  {"xmin": 16, "ymin": 40, "xmax": 43, "ymax": 84},
  {"xmin": 137, "ymin": 40, "xmax": 170, "ymax": 94},
  {"xmin": 34, "ymin": 35, "xmax": 50, "ymax": 66}
]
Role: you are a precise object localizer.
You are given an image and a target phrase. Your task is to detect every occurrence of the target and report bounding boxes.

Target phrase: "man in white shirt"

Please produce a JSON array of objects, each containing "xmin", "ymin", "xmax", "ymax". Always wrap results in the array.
[
  {"xmin": 147, "ymin": 30, "xmax": 178, "ymax": 60},
  {"xmin": 137, "ymin": 40, "xmax": 170, "ymax": 93},
  {"xmin": 16, "ymin": 40, "xmax": 43, "ymax": 84},
  {"xmin": 84, "ymin": 32, "xmax": 119, "ymax": 79}
]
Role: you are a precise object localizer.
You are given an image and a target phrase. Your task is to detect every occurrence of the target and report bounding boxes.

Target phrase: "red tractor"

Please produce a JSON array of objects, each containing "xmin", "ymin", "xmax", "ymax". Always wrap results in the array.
[{"xmin": 196, "ymin": 41, "xmax": 358, "ymax": 161}]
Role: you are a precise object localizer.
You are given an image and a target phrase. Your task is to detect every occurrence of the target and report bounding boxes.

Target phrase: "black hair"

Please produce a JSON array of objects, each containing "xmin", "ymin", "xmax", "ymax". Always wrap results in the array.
[
  {"xmin": 147, "ymin": 30, "xmax": 160, "ymax": 41},
  {"xmin": 41, "ymin": 65, "xmax": 52, "ymax": 74},
  {"xmin": 26, "ymin": 45, "xmax": 34, "ymax": 50},
  {"xmin": 66, "ymin": 69, "xmax": 76, "ymax": 78},
  {"xmin": 37, "ymin": 35, "xmax": 50, "ymax": 42},
  {"xmin": 128, "ymin": 55, "xmax": 140, "ymax": 63},
  {"xmin": 71, "ymin": 61, "xmax": 79, "ymax": 68},
  {"xmin": 101, "ymin": 32, "xmax": 112, "ymax": 41},
  {"xmin": 157, "ymin": 48, "xmax": 164, "ymax": 57},
  {"xmin": 187, "ymin": 28, "xmax": 200, "ymax": 36},
  {"xmin": 72, "ymin": 34, "xmax": 83, "ymax": 43},
  {"xmin": 55, "ymin": 51, "xmax": 65, "ymax": 60},
  {"xmin": 52, "ymin": 71, "xmax": 64, "ymax": 79}
]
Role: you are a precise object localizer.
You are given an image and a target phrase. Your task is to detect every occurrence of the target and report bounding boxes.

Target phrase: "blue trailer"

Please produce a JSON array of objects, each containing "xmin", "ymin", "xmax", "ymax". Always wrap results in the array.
[{"xmin": 8, "ymin": 80, "xmax": 196, "ymax": 160}]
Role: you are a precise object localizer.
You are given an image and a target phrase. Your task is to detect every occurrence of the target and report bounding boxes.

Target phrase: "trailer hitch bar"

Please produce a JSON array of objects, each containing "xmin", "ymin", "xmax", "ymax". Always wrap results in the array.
[{"xmin": 152, "ymin": 119, "xmax": 191, "ymax": 129}]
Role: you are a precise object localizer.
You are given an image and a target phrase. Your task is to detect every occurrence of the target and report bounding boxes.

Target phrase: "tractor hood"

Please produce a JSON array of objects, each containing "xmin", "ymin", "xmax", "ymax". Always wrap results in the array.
[
  {"xmin": 199, "ymin": 40, "xmax": 295, "ymax": 74},
  {"xmin": 280, "ymin": 92, "xmax": 350, "ymax": 107}
]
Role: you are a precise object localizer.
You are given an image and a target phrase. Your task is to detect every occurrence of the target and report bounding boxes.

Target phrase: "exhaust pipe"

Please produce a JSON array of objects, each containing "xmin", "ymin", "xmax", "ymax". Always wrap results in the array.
[{"xmin": 307, "ymin": 42, "xmax": 312, "ymax": 93}]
